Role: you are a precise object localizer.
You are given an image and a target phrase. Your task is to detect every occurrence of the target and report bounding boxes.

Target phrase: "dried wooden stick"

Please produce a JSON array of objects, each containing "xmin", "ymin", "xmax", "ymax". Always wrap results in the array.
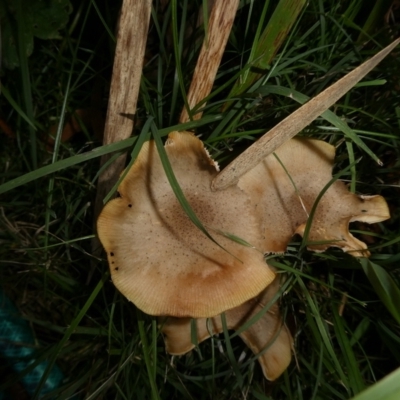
[
  {"xmin": 212, "ymin": 38, "xmax": 400, "ymax": 191},
  {"xmin": 179, "ymin": 0, "xmax": 239, "ymax": 123},
  {"xmin": 94, "ymin": 0, "xmax": 152, "ymax": 220},
  {"xmin": 91, "ymin": 0, "xmax": 151, "ymax": 261}
]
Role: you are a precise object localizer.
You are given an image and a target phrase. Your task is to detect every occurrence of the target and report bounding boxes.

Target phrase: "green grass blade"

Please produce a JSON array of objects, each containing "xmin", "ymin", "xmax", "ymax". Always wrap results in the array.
[
  {"xmin": 350, "ymin": 367, "xmax": 400, "ymax": 400},
  {"xmin": 220, "ymin": 313, "xmax": 244, "ymax": 388},
  {"xmin": 301, "ymin": 160, "xmax": 357, "ymax": 250},
  {"xmin": 258, "ymin": 85, "xmax": 381, "ymax": 164},
  {"xmin": 330, "ymin": 285, "xmax": 365, "ymax": 394},
  {"xmin": 138, "ymin": 319, "xmax": 161, "ymax": 400},
  {"xmin": 102, "ymin": 116, "xmax": 153, "ymax": 204},
  {"xmin": 171, "ymin": 0, "xmax": 190, "ymax": 121},
  {"xmin": 229, "ymin": 0, "xmax": 307, "ymax": 97},
  {"xmin": 298, "ymin": 277, "xmax": 349, "ymax": 388},
  {"xmin": 230, "ymin": 276, "xmax": 293, "ymax": 338},
  {"xmin": 32, "ymin": 273, "xmax": 108, "ymax": 398},
  {"xmin": 1, "ymin": 85, "xmax": 38, "ymax": 131},
  {"xmin": 0, "ymin": 116, "xmax": 221, "ymax": 195},
  {"xmin": 151, "ymin": 123, "xmax": 234, "ymax": 257},
  {"xmin": 90, "ymin": 0, "xmax": 115, "ymax": 42},
  {"xmin": 360, "ymin": 259, "xmax": 400, "ymax": 325}
]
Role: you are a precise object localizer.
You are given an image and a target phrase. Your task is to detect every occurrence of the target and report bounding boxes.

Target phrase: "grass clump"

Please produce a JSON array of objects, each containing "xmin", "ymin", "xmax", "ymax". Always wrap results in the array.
[{"xmin": 1, "ymin": 0, "xmax": 400, "ymax": 398}]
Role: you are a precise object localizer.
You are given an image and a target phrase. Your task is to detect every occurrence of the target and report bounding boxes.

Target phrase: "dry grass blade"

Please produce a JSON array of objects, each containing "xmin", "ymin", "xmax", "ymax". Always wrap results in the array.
[
  {"xmin": 94, "ymin": 0, "xmax": 152, "ymax": 217},
  {"xmin": 179, "ymin": 0, "xmax": 240, "ymax": 123},
  {"xmin": 212, "ymin": 37, "xmax": 400, "ymax": 191}
]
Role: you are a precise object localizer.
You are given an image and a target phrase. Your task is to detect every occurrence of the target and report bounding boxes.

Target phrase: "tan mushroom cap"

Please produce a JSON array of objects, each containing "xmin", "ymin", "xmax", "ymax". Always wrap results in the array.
[
  {"xmin": 97, "ymin": 131, "xmax": 275, "ymax": 318},
  {"xmin": 238, "ymin": 138, "xmax": 390, "ymax": 256},
  {"xmin": 161, "ymin": 275, "xmax": 293, "ymax": 381}
]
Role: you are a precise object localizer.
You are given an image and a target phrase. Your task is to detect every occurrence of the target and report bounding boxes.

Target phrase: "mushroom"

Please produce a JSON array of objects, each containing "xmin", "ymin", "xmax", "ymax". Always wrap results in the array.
[
  {"xmin": 97, "ymin": 131, "xmax": 275, "ymax": 318},
  {"xmin": 159, "ymin": 137, "xmax": 389, "ymax": 382},
  {"xmin": 161, "ymin": 274, "xmax": 292, "ymax": 381},
  {"xmin": 237, "ymin": 138, "xmax": 390, "ymax": 256}
]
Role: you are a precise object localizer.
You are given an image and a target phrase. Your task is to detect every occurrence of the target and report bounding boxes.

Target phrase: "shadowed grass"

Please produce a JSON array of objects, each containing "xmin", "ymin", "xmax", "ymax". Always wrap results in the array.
[{"xmin": 1, "ymin": 0, "xmax": 400, "ymax": 399}]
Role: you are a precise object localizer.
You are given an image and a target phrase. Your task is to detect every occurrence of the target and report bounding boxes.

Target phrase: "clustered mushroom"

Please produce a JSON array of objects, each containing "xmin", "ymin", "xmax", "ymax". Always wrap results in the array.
[{"xmin": 97, "ymin": 130, "xmax": 390, "ymax": 380}]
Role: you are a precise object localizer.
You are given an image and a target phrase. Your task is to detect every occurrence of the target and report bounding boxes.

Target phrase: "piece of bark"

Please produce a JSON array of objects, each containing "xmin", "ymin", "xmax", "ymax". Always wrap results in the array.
[
  {"xmin": 92, "ymin": 0, "xmax": 152, "ymax": 259},
  {"xmin": 94, "ymin": 0, "xmax": 152, "ymax": 216},
  {"xmin": 179, "ymin": 0, "xmax": 239, "ymax": 123}
]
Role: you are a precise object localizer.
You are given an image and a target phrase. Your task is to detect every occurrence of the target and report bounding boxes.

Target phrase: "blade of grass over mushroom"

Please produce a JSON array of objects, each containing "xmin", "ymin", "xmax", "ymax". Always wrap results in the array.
[
  {"xmin": 230, "ymin": 275, "xmax": 293, "ymax": 339},
  {"xmin": 212, "ymin": 37, "xmax": 400, "ymax": 190},
  {"xmin": 0, "ymin": 116, "xmax": 221, "ymax": 194},
  {"xmin": 273, "ymin": 153, "xmax": 309, "ymax": 216},
  {"xmin": 345, "ymin": 140, "xmax": 357, "ymax": 194},
  {"xmin": 300, "ymin": 160, "xmax": 359, "ymax": 251},
  {"xmin": 179, "ymin": 0, "xmax": 240, "ymax": 123},
  {"xmin": 360, "ymin": 259, "xmax": 400, "ymax": 325},
  {"xmin": 212, "ymin": 230, "xmax": 256, "ymax": 248},
  {"xmin": 102, "ymin": 116, "xmax": 153, "ymax": 204},
  {"xmin": 226, "ymin": 0, "xmax": 307, "ymax": 102},
  {"xmin": 150, "ymin": 124, "xmax": 236, "ymax": 257},
  {"xmin": 241, "ymin": 320, "xmax": 288, "ymax": 372}
]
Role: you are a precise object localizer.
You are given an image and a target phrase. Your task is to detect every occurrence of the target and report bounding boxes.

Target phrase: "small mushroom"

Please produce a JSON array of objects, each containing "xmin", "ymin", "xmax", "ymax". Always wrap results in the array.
[
  {"xmin": 238, "ymin": 138, "xmax": 390, "ymax": 256},
  {"xmin": 97, "ymin": 131, "xmax": 275, "ymax": 318},
  {"xmin": 161, "ymin": 274, "xmax": 292, "ymax": 381}
]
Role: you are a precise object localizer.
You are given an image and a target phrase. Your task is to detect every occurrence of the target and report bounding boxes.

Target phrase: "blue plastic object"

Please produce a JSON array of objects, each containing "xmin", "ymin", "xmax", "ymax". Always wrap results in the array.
[{"xmin": 0, "ymin": 288, "xmax": 64, "ymax": 398}]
